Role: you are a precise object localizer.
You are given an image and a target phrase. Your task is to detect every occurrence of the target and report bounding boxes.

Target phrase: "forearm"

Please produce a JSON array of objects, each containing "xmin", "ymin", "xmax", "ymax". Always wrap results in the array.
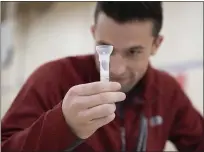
[{"xmin": 1, "ymin": 103, "xmax": 80, "ymax": 152}]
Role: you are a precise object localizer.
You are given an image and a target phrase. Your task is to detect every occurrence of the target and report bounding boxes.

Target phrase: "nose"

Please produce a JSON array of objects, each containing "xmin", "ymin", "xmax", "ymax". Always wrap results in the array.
[{"xmin": 110, "ymin": 54, "xmax": 127, "ymax": 76}]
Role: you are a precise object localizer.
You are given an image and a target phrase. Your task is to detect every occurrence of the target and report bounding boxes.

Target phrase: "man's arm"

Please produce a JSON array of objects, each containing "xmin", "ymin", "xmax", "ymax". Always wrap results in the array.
[
  {"xmin": 1, "ymin": 62, "xmax": 81, "ymax": 152},
  {"xmin": 169, "ymin": 83, "xmax": 204, "ymax": 152}
]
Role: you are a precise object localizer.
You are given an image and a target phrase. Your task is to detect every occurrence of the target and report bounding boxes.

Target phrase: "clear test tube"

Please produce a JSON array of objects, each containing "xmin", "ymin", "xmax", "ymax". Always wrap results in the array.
[{"xmin": 96, "ymin": 45, "xmax": 113, "ymax": 82}]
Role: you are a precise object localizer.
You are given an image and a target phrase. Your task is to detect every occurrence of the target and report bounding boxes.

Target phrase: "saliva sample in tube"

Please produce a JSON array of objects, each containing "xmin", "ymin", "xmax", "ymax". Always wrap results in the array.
[{"xmin": 96, "ymin": 45, "xmax": 113, "ymax": 82}]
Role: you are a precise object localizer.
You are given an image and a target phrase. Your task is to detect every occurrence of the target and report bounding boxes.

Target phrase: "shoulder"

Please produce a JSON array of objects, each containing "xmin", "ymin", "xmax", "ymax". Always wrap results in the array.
[
  {"xmin": 153, "ymin": 68, "xmax": 182, "ymax": 93},
  {"xmin": 152, "ymin": 67, "xmax": 187, "ymax": 106},
  {"xmin": 25, "ymin": 57, "xmax": 66, "ymax": 87},
  {"xmin": 61, "ymin": 54, "xmax": 96, "ymax": 74},
  {"xmin": 25, "ymin": 54, "xmax": 95, "ymax": 89},
  {"xmin": 153, "ymin": 67, "xmax": 191, "ymax": 109}
]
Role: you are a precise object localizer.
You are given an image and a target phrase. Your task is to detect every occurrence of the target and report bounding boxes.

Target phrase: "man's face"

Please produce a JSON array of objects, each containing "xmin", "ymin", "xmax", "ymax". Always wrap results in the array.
[{"xmin": 91, "ymin": 13, "xmax": 163, "ymax": 93}]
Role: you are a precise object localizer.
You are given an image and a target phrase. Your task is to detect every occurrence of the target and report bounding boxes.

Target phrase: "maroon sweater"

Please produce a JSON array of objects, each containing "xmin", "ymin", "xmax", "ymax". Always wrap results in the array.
[{"xmin": 1, "ymin": 55, "xmax": 204, "ymax": 152}]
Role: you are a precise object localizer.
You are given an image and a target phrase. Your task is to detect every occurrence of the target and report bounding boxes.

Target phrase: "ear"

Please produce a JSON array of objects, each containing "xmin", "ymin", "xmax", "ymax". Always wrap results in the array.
[
  {"xmin": 90, "ymin": 24, "xmax": 96, "ymax": 39},
  {"xmin": 151, "ymin": 35, "xmax": 164, "ymax": 55}
]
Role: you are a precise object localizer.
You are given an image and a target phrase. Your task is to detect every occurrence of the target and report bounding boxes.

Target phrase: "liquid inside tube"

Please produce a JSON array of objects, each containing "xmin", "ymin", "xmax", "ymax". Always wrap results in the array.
[{"xmin": 96, "ymin": 45, "xmax": 113, "ymax": 82}]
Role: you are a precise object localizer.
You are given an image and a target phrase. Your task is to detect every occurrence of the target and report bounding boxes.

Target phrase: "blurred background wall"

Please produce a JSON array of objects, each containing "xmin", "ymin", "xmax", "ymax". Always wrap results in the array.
[{"xmin": 1, "ymin": 2, "xmax": 203, "ymax": 151}]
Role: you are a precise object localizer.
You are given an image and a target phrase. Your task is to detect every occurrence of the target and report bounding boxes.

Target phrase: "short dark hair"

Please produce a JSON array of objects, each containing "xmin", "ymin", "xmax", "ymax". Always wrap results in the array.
[{"xmin": 94, "ymin": 2, "xmax": 163, "ymax": 37}]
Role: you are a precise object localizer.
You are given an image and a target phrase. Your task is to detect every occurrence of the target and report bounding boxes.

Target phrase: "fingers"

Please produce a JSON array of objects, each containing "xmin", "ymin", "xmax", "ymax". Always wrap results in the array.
[
  {"xmin": 77, "ymin": 114, "xmax": 115, "ymax": 139},
  {"xmin": 70, "ymin": 81, "xmax": 121, "ymax": 96},
  {"xmin": 83, "ymin": 104, "xmax": 116, "ymax": 120},
  {"xmin": 91, "ymin": 113, "xmax": 116, "ymax": 128},
  {"xmin": 81, "ymin": 92, "xmax": 126, "ymax": 108}
]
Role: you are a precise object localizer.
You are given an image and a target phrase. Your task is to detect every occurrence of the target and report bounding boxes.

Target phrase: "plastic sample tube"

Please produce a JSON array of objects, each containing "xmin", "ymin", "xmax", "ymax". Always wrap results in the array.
[{"xmin": 96, "ymin": 45, "xmax": 113, "ymax": 82}]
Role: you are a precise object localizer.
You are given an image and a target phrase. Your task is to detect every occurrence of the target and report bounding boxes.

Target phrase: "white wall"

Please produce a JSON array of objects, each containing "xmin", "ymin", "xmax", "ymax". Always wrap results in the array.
[
  {"xmin": 24, "ymin": 2, "xmax": 95, "ymax": 77},
  {"xmin": 1, "ymin": 2, "xmax": 203, "ymax": 151},
  {"xmin": 152, "ymin": 2, "xmax": 203, "ymax": 65}
]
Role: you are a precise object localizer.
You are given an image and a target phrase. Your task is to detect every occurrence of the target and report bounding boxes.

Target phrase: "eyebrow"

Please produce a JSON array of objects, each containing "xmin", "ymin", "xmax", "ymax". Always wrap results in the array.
[
  {"xmin": 96, "ymin": 40, "xmax": 112, "ymax": 46},
  {"xmin": 127, "ymin": 45, "xmax": 144, "ymax": 50}
]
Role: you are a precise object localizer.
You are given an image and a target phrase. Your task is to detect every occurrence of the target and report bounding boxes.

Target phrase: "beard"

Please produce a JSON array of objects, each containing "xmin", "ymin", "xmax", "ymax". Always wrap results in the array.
[
  {"xmin": 110, "ymin": 75, "xmax": 140, "ymax": 93},
  {"xmin": 119, "ymin": 80, "xmax": 138, "ymax": 93}
]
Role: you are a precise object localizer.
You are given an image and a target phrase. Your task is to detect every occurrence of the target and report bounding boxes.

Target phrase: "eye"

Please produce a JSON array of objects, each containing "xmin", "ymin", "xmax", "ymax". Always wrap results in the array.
[
  {"xmin": 128, "ymin": 49, "xmax": 141, "ymax": 55},
  {"xmin": 129, "ymin": 49, "xmax": 137, "ymax": 54}
]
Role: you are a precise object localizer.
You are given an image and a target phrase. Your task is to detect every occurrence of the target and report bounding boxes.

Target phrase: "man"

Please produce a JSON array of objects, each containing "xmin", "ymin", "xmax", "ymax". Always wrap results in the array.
[{"xmin": 1, "ymin": 2, "xmax": 204, "ymax": 152}]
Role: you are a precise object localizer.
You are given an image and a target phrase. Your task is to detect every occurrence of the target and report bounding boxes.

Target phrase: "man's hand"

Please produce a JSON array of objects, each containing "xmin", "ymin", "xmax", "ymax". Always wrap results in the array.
[{"xmin": 62, "ymin": 81, "xmax": 126, "ymax": 139}]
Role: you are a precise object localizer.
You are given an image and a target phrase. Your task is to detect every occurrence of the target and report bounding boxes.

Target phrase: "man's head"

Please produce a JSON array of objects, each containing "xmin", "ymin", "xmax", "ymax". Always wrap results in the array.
[{"xmin": 91, "ymin": 2, "xmax": 163, "ymax": 93}]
